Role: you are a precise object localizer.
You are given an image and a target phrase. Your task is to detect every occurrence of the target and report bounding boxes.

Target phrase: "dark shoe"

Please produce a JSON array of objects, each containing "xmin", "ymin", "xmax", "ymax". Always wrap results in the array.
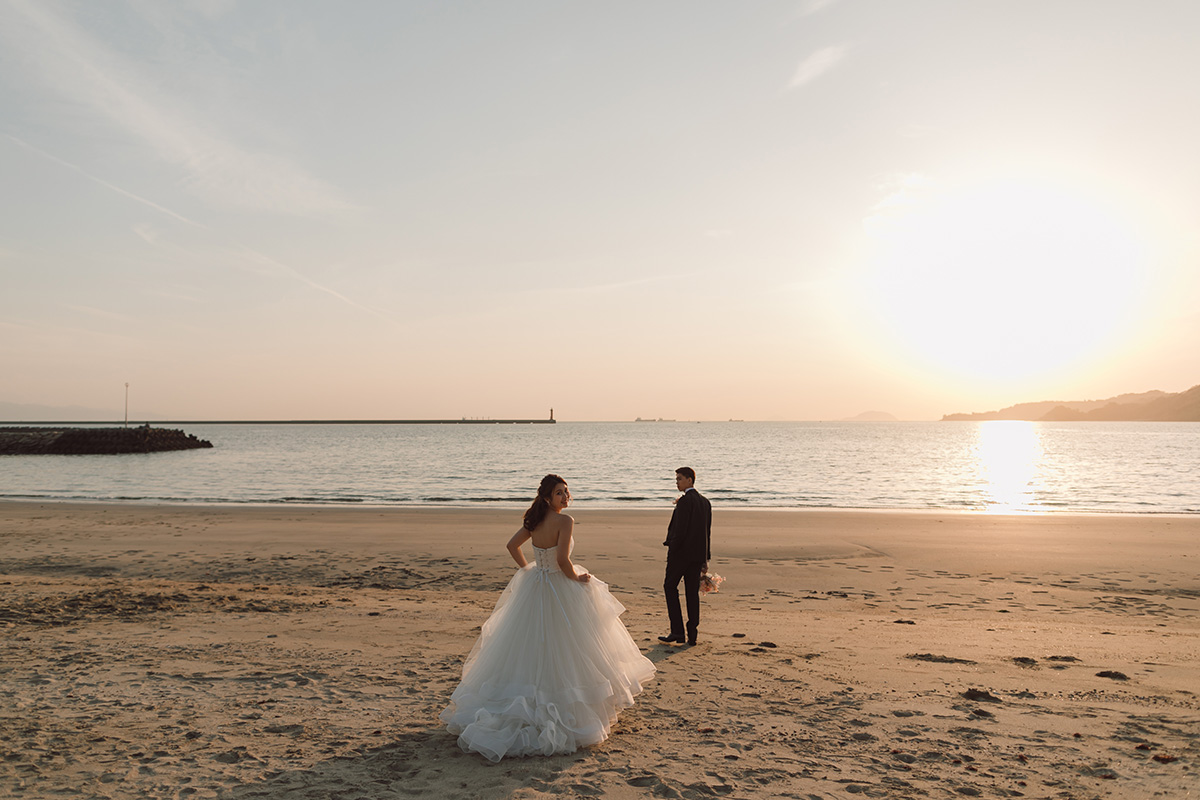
[
  {"xmin": 687, "ymin": 638, "xmax": 697, "ymax": 646},
  {"xmin": 658, "ymin": 634, "xmax": 686, "ymax": 644}
]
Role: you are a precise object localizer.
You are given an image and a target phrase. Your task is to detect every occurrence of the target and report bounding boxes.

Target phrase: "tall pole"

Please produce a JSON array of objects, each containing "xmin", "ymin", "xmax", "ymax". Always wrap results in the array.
[{"xmin": 124, "ymin": 383, "xmax": 129, "ymax": 428}]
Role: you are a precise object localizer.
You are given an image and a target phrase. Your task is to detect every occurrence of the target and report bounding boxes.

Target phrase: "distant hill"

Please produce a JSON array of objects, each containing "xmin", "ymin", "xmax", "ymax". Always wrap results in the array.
[
  {"xmin": 843, "ymin": 410, "xmax": 898, "ymax": 421},
  {"xmin": 943, "ymin": 385, "xmax": 1200, "ymax": 422}
]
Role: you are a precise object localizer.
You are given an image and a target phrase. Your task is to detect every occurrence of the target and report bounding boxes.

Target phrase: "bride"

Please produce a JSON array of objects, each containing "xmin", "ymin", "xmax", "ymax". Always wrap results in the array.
[{"xmin": 440, "ymin": 474, "xmax": 656, "ymax": 761}]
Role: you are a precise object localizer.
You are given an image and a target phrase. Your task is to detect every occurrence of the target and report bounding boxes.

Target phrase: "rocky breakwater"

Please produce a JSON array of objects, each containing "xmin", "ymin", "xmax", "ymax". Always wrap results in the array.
[{"xmin": 0, "ymin": 426, "xmax": 213, "ymax": 455}]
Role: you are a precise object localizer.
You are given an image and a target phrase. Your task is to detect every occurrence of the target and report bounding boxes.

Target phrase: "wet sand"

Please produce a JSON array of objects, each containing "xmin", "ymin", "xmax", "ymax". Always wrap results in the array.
[{"xmin": 1, "ymin": 502, "xmax": 1196, "ymax": 798}]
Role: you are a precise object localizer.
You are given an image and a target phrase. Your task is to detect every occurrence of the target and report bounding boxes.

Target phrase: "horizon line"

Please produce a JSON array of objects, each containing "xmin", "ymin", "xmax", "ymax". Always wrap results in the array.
[{"xmin": 0, "ymin": 418, "xmax": 941, "ymax": 425}]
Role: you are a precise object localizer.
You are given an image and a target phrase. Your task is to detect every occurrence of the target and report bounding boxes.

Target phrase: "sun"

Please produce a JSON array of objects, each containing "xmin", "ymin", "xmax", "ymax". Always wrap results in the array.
[{"xmin": 855, "ymin": 171, "xmax": 1150, "ymax": 381}]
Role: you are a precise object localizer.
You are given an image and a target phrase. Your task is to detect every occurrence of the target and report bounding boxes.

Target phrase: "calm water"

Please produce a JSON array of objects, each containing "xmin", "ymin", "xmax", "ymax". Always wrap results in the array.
[{"xmin": 1, "ymin": 422, "xmax": 1197, "ymax": 514}]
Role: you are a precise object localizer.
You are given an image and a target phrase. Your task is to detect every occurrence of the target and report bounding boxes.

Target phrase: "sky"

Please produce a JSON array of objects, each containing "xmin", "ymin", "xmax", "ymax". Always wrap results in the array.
[{"xmin": 2, "ymin": 0, "xmax": 1198, "ymax": 422}]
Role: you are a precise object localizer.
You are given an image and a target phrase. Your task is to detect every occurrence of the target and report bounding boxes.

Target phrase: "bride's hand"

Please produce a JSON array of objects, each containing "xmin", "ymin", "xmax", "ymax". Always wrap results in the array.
[{"xmin": 577, "ymin": 572, "xmax": 591, "ymax": 583}]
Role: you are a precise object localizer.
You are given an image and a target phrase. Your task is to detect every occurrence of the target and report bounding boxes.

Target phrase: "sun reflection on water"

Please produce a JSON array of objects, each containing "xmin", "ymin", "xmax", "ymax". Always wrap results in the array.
[{"xmin": 973, "ymin": 421, "xmax": 1043, "ymax": 512}]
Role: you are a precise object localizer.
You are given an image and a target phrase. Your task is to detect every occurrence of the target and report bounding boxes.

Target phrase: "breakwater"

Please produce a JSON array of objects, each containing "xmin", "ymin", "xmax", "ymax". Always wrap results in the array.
[{"xmin": 0, "ymin": 426, "xmax": 213, "ymax": 455}]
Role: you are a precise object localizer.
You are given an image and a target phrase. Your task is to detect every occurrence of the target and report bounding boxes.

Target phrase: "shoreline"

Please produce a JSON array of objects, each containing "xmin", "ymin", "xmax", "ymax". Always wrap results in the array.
[
  {"xmin": 2, "ymin": 502, "xmax": 1197, "ymax": 798},
  {"xmin": 5, "ymin": 497, "xmax": 1198, "ymax": 517}
]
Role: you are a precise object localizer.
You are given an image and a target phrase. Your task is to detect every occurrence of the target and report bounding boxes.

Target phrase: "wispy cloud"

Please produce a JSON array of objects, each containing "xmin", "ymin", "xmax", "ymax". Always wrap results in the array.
[
  {"xmin": 862, "ymin": 172, "xmax": 936, "ymax": 232},
  {"xmin": 790, "ymin": 45, "xmax": 847, "ymax": 89},
  {"xmin": 2, "ymin": 0, "xmax": 352, "ymax": 217},
  {"xmin": 7, "ymin": 134, "xmax": 207, "ymax": 228},
  {"xmin": 132, "ymin": 224, "xmax": 161, "ymax": 244},
  {"xmin": 3, "ymin": 135, "xmax": 387, "ymax": 323},
  {"xmin": 799, "ymin": 0, "xmax": 840, "ymax": 17},
  {"xmin": 232, "ymin": 247, "xmax": 398, "ymax": 322}
]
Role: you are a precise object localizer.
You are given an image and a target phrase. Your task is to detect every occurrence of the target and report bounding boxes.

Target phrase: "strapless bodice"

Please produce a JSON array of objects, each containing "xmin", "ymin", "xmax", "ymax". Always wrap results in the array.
[{"xmin": 532, "ymin": 544, "xmax": 569, "ymax": 572}]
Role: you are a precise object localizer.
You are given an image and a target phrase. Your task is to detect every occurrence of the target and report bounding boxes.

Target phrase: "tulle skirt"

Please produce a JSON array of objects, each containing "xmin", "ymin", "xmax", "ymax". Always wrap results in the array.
[{"xmin": 440, "ymin": 563, "xmax": 656, "ymax": 762}]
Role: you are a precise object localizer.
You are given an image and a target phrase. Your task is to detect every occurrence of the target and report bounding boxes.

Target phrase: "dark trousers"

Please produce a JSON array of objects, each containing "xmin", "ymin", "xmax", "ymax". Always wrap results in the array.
[{"xmin": 664, "ymin": 558, "xmax": 703, "ymax": 639}]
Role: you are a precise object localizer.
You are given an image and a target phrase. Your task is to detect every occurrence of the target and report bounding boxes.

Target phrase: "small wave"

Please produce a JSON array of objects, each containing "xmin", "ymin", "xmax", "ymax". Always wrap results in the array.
[
  {"xmin": 271, "ymin": 496, "xmax": 367, "ymax": 504},
  {"xmin": 422, "ymin": 496, "xmax": 529, "ymax": 504}
]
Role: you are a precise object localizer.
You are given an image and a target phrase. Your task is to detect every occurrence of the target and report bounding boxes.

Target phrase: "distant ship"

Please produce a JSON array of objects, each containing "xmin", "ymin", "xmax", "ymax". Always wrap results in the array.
[{"xmin": 634, "ymin": 417, "xmax": 676, "ymax": 422}]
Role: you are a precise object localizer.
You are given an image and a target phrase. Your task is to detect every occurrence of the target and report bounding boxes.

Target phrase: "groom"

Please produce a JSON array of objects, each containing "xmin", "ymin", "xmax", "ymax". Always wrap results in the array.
[{"xmin": 660, "ymin": 466, "xmax": 712, "ymax": 646}]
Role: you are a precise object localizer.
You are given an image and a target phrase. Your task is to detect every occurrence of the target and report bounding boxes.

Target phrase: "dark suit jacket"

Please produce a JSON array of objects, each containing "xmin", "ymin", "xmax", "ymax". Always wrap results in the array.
[{"xmin": 665, "ymin": 488, "xmax": 711, "ymax": 563}]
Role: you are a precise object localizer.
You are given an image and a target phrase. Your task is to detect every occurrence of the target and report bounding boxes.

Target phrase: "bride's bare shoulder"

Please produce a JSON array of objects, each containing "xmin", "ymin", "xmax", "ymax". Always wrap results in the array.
[{"xmin": 545, "ymin": 512, "xmax": 573, "ymax": 541}]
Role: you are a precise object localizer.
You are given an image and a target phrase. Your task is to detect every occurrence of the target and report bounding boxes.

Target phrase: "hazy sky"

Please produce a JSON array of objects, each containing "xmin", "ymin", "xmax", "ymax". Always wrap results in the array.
[{"xmin": 3, "ymin": 0, "xmax": 1198, "ymax": 421}]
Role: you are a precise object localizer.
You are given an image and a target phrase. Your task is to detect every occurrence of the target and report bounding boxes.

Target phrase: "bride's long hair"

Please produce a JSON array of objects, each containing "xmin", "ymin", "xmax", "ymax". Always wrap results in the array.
[{"xmin": 523, "ymin": 474, "xmax": 566, "ymax": 532}]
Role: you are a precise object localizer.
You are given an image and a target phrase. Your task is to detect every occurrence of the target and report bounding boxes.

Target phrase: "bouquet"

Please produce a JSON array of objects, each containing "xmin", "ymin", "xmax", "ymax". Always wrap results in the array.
[{"xmin": 700, "ymin": 572, "xmax": 725, "ymax": 594}]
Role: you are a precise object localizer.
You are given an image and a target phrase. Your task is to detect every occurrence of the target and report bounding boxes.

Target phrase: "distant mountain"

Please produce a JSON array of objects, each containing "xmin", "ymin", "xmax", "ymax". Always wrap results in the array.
[
  {"xmin": 843, "ymin": 410, "xmax": 898, "ymax": 421},
  {"xmin": 943, "ymin": 385, "xmax": 1200, "ymax": 422}
]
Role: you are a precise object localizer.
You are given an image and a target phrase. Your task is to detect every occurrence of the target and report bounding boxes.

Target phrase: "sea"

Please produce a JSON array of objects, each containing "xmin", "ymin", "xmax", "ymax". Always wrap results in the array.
[{"xmin": 1, "ymin": 421, "xmax": 1197, "ymax": 514}]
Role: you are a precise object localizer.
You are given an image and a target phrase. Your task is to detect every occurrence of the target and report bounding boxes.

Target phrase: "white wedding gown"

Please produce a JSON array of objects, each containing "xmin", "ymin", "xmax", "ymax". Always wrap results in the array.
[{"xmin": 440, "ymin": 542, "xmax": 656, "ymax": 762}]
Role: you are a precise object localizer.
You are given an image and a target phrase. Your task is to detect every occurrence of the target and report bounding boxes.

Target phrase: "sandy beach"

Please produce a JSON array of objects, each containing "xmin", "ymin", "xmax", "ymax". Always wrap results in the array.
[{"xmin": 1, "ymin": 502, "xmax": 1196, "ymax": 799}]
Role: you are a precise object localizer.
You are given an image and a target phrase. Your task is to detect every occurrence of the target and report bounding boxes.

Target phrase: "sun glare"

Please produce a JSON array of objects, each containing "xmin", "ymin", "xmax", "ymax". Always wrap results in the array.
[
  {"xmin": 974, "ymin": 420, "xmax": 1042, "ymax": 512},
  {"xmin": 857, "ymin": 173, "xmax": 1149, "ymax": 381}
]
